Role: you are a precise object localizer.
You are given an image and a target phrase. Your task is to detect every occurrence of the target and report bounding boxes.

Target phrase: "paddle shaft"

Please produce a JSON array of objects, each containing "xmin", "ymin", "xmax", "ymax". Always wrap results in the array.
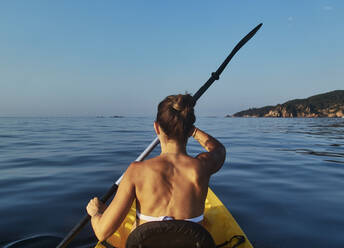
[{"xmin": 56, "ymin": 23, "xmax": 262, "ymax": 248}]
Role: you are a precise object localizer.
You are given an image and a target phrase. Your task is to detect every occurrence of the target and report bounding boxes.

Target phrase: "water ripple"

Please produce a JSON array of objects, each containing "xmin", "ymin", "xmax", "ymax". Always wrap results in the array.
[{"xmin": 1, "ymin": 117, "xmax": 344, "ymax": 248}]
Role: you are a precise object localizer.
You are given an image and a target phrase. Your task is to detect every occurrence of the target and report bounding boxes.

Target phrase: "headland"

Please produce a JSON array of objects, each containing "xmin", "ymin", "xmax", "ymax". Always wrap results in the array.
[{"xmin": 231, "ymin": 90, "xmax": 344, "ymax": 118}]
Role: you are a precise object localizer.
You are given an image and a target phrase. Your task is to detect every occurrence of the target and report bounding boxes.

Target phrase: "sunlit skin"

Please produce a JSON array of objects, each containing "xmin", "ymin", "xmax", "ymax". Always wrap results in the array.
[{"xmin": 86, "ymin": 123, "xmax": 226, "ymax": 242}]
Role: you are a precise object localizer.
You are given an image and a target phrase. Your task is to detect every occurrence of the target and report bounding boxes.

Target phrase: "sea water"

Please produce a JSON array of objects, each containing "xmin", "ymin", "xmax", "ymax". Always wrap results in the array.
[{"xmin": 0, "ymin": 117, "xmax": 343, "ymax": 248}]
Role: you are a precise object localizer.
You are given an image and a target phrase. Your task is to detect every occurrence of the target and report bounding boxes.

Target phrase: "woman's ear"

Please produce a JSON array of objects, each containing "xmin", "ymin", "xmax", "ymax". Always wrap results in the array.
[{"xmin": 154, "ymin": 122, "xmax": 160, "ymax": 135}]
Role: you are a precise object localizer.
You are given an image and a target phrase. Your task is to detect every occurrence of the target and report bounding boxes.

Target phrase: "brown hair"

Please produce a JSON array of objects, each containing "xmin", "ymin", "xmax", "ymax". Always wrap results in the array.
[{"xmin": 156, "ymin": 94, "xmax": 195, "ymax": 141}]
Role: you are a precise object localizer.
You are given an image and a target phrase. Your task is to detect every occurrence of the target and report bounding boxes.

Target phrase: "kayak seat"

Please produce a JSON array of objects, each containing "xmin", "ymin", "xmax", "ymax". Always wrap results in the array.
[{"xmin": 125, "ymin": 220, "xmax": 216, "ymax": 248}]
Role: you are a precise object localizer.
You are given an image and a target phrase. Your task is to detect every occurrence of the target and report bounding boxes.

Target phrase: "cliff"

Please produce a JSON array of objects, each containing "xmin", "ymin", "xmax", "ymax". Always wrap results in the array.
[{"xmin": 233, "ymin": 90, "xmax": 344, "ymax": 118}]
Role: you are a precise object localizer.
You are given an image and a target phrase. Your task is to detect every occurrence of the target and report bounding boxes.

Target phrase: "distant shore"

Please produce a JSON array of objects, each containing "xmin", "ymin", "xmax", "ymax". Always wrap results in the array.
[{"xmin": 230, "ymin": 90, "xmax": 344, "ymax": 118}]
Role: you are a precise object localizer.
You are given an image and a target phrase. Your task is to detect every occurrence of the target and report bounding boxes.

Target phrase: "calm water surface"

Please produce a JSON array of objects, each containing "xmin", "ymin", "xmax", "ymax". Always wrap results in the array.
[{"xmin": 0, "ymin": 117, "xmax": 343, "ymax": 248}]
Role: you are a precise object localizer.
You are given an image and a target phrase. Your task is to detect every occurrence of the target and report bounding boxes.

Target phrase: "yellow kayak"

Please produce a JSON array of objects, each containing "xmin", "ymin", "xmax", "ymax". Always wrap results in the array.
[{"xmin": 95, "ymin": 187, "xmax": 253, "ymax": 248}]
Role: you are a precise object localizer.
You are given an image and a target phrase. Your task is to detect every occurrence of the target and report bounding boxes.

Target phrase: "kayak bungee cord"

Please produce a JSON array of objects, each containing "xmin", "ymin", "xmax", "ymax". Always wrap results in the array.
[{"xmin": 56, "ymin": 23, "xmax": 262, "ymax": 248}]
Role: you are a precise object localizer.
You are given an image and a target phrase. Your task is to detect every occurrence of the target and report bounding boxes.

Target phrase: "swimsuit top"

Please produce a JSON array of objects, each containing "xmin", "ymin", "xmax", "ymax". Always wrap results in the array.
[{"xmin": 136, "ymin": 210, "xmax": 204, "ymax": 223}]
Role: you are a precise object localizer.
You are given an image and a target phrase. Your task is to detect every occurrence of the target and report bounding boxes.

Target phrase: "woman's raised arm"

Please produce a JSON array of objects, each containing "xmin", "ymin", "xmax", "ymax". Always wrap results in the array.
[{"xmin": 192, "ymin": 127, "xmax": 226, "ymax": 175}]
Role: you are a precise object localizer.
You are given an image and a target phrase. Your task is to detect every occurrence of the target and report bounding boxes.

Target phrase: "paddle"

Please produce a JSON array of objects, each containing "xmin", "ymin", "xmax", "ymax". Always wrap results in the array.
[{"xmin": 56, "ymin": 23, "xmax": 262, "ymax": 248}]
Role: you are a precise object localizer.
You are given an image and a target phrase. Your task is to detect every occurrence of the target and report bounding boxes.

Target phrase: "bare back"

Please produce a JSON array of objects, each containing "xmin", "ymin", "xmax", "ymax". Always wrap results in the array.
[
  {"xmin": 132, "ymin": 153, "xmax": 210, "ymax": 224},
  {"xmin": 86, "ymin": 127, "xmax": 225, "ymax": 242}
]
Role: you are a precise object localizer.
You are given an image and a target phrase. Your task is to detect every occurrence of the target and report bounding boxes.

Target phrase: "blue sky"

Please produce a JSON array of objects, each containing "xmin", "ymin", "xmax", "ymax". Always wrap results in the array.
[{"xmin": 1, "ymin": 1, "xmax": 343, "ymax": 116}]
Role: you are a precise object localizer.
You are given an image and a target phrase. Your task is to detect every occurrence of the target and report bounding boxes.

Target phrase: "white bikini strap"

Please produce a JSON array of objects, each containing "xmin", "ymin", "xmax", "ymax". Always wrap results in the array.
[
  {"xmin": 136, "ymin": 212, "xmax": 167, "ymax": 221},
  {"xmin": 185, "ymin": 214, "xmax": 204, "ymax": 223},
  {"xmin": 136, "ymin": 210, "xmax": 204, "ymax": 223}
]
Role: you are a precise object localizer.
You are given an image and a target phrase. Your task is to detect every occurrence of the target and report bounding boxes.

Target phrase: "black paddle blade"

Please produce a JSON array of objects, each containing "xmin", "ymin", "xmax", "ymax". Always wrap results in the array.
[{"xmin": 192, "ymin": 23, "xmax": 263, "ymax": 103}]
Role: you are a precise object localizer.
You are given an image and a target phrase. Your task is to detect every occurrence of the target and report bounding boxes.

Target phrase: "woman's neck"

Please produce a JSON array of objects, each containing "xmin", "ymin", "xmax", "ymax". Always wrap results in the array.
[{"xmin": 160, "ymin": 139, "xmax": 187, "ymax": 155}]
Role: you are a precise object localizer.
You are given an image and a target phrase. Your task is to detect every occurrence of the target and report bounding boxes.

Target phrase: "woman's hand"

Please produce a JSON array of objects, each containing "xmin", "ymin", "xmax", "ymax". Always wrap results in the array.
[{"xmin": 86, "ymin": 197, "xmax": 106, "ymax": 217}]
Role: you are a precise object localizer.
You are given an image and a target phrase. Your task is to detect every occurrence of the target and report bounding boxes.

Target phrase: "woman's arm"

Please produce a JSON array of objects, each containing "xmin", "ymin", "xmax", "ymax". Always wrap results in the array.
[
  {"xmin": 191, "ymin": 127, "xmax": 226, "ymax": 174},
  {"xmin": 86, "ymin": 163, "xmax": 136, "ymax": 241}
]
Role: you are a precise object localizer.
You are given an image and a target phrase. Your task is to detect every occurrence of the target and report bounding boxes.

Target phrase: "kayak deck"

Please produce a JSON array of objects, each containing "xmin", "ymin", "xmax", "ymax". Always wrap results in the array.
[{"xmin": 95, "ymin": 187, "xmax": 253, "ymax": 248}]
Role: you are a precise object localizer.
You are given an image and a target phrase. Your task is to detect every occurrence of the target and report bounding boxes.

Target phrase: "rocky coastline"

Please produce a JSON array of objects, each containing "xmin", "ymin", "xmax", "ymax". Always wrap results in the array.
[{"xmin": 232, "ymin": 90, "xmax": 344, "ymax": 118}]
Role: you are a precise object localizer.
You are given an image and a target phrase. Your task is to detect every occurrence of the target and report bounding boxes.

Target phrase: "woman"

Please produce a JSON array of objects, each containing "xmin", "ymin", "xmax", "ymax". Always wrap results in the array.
[{"xmin": 86, "ymin": 94, "xmax": 226, "ymax": 242}]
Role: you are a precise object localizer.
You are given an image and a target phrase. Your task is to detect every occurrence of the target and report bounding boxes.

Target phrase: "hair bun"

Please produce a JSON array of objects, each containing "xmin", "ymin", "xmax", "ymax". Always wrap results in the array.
[
  {"xmin": 172, "ymin": 102, "xmax": 183, "ymax": 112},
  {"xmin": 171, "ymin": 94, "xmax": 194, "ymax": 112}
]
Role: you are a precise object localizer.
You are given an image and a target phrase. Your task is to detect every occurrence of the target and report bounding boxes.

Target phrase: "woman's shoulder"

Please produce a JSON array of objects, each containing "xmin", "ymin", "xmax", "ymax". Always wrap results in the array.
[
  {"xmin": 127, "ymin": 155, "xmax": 205, "ymax": 177},
  {"xmin": 126, "ymin": 156, "xmax": 162, "ymax": 173}
]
